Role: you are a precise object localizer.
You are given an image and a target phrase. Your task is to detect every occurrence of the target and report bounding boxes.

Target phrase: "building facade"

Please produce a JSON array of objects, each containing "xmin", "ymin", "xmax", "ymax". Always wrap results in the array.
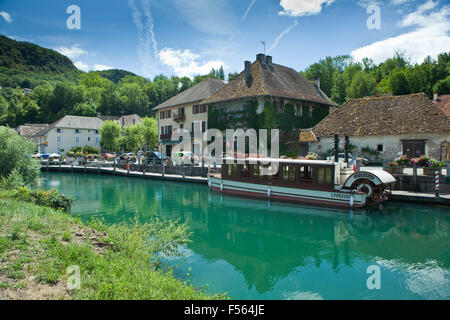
[
  {"xmin": 153, "ymin": 78, "xmax": 225, "ymax": 157},
  {"xmin": 200, "ymin": 54, "xmax": 337, "ymax": 156},
  {"xmin": 306, "ymin": 93, "xmax": 450, "ymax": 161},
  {"xmin": 33, "ymin": 116, "xmax": 104, "ymax": 154}
]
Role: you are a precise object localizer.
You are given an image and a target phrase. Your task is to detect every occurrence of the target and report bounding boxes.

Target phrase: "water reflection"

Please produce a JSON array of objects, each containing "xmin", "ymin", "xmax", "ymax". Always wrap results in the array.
[{"xmin": 42, "ymin": 172, "xmax": 450, "ymax": 299}]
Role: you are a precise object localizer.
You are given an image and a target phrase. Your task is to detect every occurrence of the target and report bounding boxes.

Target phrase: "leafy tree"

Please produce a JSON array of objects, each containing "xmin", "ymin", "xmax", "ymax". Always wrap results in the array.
[
  {"xmin": 123, "ymin": 124, "xmax": 144, "ymax": 152},
  {"xmin": 330, "ymin": 72, "xmax": 347, "ymax": 104},
  {"xmin": 389, "ymin": 69, "xmax": 411, "ymax": 95},
  {"xmin": 100, "ymin": 120, "xmax": 121, "ymax": 152},
  {"xmin": 142, "ymin": 117, "xmax": 158, "ymax": 149},
  {"xmin": 0, "ymin": 126, "xmax": 40, "ymax": 188},
  {"xmin": 346, "ymin": 72, "xmax": 376, "ymax": 98},
  {"xmin": 433, "ymin": 76, "xmax": 450, "ymax": 95},
  {"xmin": 118, "ymin": 83, "xmax": 150, "ymax": 116}
]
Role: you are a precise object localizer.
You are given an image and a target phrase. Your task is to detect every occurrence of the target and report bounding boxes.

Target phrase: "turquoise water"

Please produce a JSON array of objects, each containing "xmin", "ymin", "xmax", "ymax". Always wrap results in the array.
[{"xmin": 42, "ymin": 172, "xmax": 450, "ymax": 300}]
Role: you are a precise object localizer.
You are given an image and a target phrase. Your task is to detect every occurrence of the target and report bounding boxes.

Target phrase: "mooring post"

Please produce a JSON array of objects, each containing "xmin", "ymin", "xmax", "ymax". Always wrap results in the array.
[
  {"xmin": 383, "ymin": 160, "xmax": 387, "ymax": 171},
  {"xmin": 334, "ymin": 134, "xmax": 339, "ymax": 163},
  {"xmin": 413, "ymin": 164, "xmax": 417, "ymax": 183},
  {"xmin": 435, "ymin": 170, "xmax": 440, "ymax": 198},
  {"xmin": 113, "ymin": 157, "xmax": 116, "ymax": 174},
  {"xmin": 447, "ymin": 161, "xmax": 450, "ymax": 178},
  {"xmin": 162, "ymin": 163, "xmax": 165, "ymax": 177},
  {"xmin": 344, "ymin": 136, "xmax": 350, "ymax": 164}
]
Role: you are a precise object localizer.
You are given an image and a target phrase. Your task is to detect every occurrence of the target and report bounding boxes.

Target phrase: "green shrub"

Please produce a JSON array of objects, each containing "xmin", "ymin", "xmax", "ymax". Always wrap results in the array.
[
  {"xmin": 0, "ymin": 169, "xmax": 25, "ymax": 190},
  {"xmin": 15, "ymin": 188, "xmax": 73, "ymax": 213},
  {"xmin": 0, "ymin": 126, "xmax": 41, "ymax": 188}
]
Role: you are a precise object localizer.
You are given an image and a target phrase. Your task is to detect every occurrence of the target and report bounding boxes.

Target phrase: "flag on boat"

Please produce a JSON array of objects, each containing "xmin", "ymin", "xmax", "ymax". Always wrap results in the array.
[{"xmin": 350, "ymin": 156, "xmax": 357, "ymax": 173}]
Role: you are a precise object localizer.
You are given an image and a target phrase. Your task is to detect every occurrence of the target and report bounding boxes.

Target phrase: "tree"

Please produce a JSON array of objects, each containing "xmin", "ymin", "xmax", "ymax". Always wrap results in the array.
[
  {"xmin": 100, "ymin": 120, "xmax": 121, "ymax": 152},
  {"xmin": 331, "ymin": 72, "xmax": 347, "ymax": 104},
  {"xmin": 142, "ymin": 117, "xmax": 158, "ymax": 149},
  {"xmin": 389, "ymin": 69, "xmax": 411, "ymax": 95},
  {"xmin": 346, "ymin": 72, "xmax": 376, "ymax": 98},
  {"xmin": 433, "ymin": 76, "xmax": 450, "ymax": 95},
  {"xmin": 0, "ymin": 126, "xmax": 40, "ymax": 188},
  {"xmin": 118, "ymin": 83, "xmax": 150, "ymax": 116},
  {"xmin": 123, "ymin": 124, "xmax": 144, "ymax": 152}
]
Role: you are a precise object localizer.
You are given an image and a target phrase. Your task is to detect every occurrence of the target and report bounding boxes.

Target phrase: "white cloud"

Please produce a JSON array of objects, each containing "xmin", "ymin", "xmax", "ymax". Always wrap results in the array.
[
  {"xmin": 269, "ymin": 20, "xmax": 299, "ymax": 52},
  {"xmin": 351, "ymin": 1, "xmax": 450, "ymax": 64},
  {"xmin": 159, "ymin": 48, "xmax": 225, "ymax": 78},
  {"xmin": 391, "ymin": 0, "xmax": 414, "ymax": 5},
  {"xmin": 94, "ymin": 64, "xmax": 114, "ymax": 71},
  {"xmin": 0, "ymin": 11, "xmax": 12, "ymax": 23},
  {"xmin": 128, "ymin": 0, "xmax": 158, "ymax": 77},
  {"xmin": 74, "ymin": 61, "xmax": 90, "ymax": 72},
  {"xmin": 242, "ymin": 0, "xmax": 257, "ymax": 21},
  {"xmin": 55, "ymin": 44, "xmax": 88, "ymax": 59},
  {"xmin": 279, "ymin": 0, "xmax": 335, "ymax": 17}
]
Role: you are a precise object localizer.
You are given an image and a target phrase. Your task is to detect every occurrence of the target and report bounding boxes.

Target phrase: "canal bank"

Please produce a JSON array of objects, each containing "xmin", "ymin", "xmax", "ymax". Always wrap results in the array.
[
  {"xmin": 41, "ymin": 165, "xmax": 450, "ymax": 206},
  {"xmin": 40, "ymin": 171, "xmax": 450, "ymax": 300}
]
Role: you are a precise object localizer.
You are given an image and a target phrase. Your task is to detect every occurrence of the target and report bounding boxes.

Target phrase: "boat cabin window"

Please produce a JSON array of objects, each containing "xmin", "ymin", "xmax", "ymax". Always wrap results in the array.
[
  {"xmin": 317, "ymin": 167, "xmax": 333, "ymax": 185},
  {"xmin": 299, "ymin": 166, "xmax": 312, "ymax": 183},
  {"xmin": 282, "ymin": 166, "xmax": 295, "ymax": 181}
]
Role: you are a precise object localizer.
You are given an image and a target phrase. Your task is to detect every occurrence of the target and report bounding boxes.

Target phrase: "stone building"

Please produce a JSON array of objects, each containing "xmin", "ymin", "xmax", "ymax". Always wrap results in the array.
[
  {"xmin": 304, "ymin": 93, "xmax": 450, "ymax": 161},
  {"xmin": 199, "ymin": 54, "xmax": 337, "ymax": 155},
  {"xmin": 153, "ymin": 78, "xmax": 225, "ymax": 157}
]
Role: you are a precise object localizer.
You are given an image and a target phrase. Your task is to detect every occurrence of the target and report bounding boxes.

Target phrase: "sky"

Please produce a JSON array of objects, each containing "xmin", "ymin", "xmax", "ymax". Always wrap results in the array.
[{"xmin": 0, "ymin": 0, "xmax": 449, "ymax": 80}]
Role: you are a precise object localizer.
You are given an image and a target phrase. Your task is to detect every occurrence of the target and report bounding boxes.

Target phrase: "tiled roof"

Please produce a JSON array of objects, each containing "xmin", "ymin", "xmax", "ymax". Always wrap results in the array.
[
  {"xmin": 153, "ymin": 78, "xmax": 225, "ymax": 111},
  {"xmin": 434, "ymin": 95, "xmax": 450, "ymax": 117},
  {"xmin": 200, "ymin": 57, "xmax": 336, "ymax": 106},
  {"xmin": 118, "ymin": 114, "xmax": 142, "ymax": 127},
  {"xmin": 313, "ymin": 93, "xmax": 450, "ymax": 138},
  {"xmin": 17, "ymin": 124, "xmax": 48, "ymax": 138},
  {"xmin": 299, "ymin": 129, "xmax": 317, "ymax": 142},
  {"xmin": 33, "ymin": 116, "xmax": 104, "ymax": 137}
]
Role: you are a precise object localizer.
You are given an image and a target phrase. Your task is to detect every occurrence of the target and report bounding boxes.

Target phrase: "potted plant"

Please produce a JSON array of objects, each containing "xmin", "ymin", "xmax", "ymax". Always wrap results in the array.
[
  {"xmin": 423, "ymin": 159, "xmax": 445, "ymax": 176},
  {"xmin": 386, "ymin": 161, "xmax": 404, "ymax": 174}
]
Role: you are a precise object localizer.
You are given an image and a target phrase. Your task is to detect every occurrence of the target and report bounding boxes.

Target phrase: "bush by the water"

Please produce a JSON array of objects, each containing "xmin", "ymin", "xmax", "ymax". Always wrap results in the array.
[
  {"xmin": 0, "ymin": 126, "xmax": 41, "ymax": 188},
  {"xmin": 15, "ymin": 188, "xmax": 73, "ymax": 213}
]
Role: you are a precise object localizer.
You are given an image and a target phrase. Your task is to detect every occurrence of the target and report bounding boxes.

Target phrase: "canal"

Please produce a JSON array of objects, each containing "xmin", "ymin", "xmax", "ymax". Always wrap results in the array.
[{"xmin": 42, "ymin": 172, "xmax": 450, "ymax": 300}]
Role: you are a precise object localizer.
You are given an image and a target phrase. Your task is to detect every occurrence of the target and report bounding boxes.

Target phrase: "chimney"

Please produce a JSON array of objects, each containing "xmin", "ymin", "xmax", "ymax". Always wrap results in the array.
[
  {"xmin": 314, "ymin": 77, "xmax": 321, "ymax": 90},
  {"xmin": 266, "ymin": 55, "xmax": 272, "ymax": 65},
  {"xmin": 244, "ymin": 61, "xmax": 251, "ymax": 84},
  {"xmin": 256, "ymin": 53, "xmax": 265, "ymax": 63},
  {"xmin": 433, "ymin": 93, "xmax": 439, "ymax": 101}
]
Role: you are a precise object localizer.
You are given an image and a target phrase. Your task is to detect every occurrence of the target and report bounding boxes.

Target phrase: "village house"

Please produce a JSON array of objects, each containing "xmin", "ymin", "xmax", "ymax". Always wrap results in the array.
[
  {"xmin": 28, "ymin": 113, "xmax": 144, "ymax": 155},
  {"xmin": 199, "ymin": 54, "xmax": 337, "ymax": 155},
  {"xmin": 33, "ymin": 115, "xmax": 104, "ymax": 155},
  {"xmin": 153, "ymin": 78, "xmax": 226, "ymax": 157},
  {"xmin": 16, "ymin": 123, "xmax": 49, "ymax": 145},
  {"xmin": 303, "ymin": 93, "xmax": 450, "ymax": 161}
]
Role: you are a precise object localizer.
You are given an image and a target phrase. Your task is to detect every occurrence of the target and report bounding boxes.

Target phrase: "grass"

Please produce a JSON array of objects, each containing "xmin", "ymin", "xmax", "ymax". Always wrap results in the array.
[{"xmin": 0, "ymin": 192, "xmax": 226, "ymax": 300}]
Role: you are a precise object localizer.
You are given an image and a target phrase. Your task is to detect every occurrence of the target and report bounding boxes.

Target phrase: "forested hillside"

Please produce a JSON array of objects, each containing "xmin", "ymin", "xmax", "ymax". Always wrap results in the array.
[
  {"xmin": 300, "ymin": 51, "xmax": 450, "ymax": 104},
  {"xmin": 0, "ymin": 36, "xmax": 226, "ymax": 127}
]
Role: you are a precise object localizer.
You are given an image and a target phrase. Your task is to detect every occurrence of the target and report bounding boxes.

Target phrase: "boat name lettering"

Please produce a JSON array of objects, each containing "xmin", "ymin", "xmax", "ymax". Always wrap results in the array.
[
  {"xmin": 331, "ymin": 193, "xmax": 351, "ymax": 199},
  {"xmin": 353, "ymin": 173, "xmax": 375, "ymax": 180}
]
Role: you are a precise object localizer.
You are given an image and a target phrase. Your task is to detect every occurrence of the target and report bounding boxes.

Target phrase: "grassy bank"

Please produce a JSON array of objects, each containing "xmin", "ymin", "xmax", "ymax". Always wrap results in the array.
[{"xmin": 0, "ymin": 190, "xmax": 223, "ymax": 300}]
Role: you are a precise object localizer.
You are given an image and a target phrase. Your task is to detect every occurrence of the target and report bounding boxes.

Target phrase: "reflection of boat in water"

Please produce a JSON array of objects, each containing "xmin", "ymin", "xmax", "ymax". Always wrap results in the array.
[
  {"xmin": 208, "ymin": 158, "xmax": 396, "ymax": 209},
  {"xmin": 209, "ymin": 189, "xmax": 369, "ymax": 222}
]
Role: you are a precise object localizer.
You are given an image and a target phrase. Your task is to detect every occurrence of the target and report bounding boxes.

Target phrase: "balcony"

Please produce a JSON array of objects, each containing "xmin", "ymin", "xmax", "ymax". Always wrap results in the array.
[
  {"xmin": 160, "ymin": 134, "xmax": 172, "ymax": 141},
  {"xmin": 173, "ymin": 113, "xmax": 186, "ymax": 123}
]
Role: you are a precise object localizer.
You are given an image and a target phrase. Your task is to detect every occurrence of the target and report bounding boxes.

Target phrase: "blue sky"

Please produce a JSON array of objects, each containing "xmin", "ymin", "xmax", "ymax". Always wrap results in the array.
[{"xmin": 1, "ymin": 0, "xmax": 449, "ymax": 80}]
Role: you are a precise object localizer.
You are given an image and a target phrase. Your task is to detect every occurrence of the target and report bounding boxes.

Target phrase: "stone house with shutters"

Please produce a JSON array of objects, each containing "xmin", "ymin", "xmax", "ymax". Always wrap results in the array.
[
  {"xmin": 303, "ymin": 93, "xmax": 450, "ymax": 161},
  {"xmin": 199, "ymin": 54, "xmax": 337, "ymax": 155},
  {"xmin": 153, "ymin": 78, "xmax": 225, "ymax": 157}
]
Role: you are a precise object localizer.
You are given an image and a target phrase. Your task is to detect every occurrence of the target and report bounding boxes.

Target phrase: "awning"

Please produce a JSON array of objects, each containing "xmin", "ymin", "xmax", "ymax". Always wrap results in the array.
[{"xmin": 160, "ymin": 140, "xmax": 181, "ymax": 145}]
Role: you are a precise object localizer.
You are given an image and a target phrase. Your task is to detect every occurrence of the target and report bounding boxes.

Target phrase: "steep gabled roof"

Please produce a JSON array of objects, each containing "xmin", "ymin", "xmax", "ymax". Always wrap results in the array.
[
  {"xmin": 33, "ymin": 115, "xmax": 104, "ymax": 137},
  {"xmin": 153, "ymin": 78, "xmax": 225, "ymax": 111},
  {"xmin": 200, "ymin": 58, "xmax": 336, "ymax": 106},
  {"xmin": 434, "ymin": 95, "xmax": 450, "ymax": 117},
  {"xmin": 313, "ymin": 93, "xmax": 450, "ymax": 138}
]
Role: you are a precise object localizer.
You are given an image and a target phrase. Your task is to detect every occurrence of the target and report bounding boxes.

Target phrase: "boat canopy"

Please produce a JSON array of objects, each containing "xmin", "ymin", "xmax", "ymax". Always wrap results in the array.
[
  {"xmin": 343, "ymin": 170, "xmax": 397, "ymax": 189},
  {"xmin": 223, "ymin": 157, "xmax": 336, "ymax": 166}
]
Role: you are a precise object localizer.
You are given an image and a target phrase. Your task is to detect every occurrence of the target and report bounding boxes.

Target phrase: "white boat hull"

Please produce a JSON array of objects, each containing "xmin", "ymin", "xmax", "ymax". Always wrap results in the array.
[{"xmin": 208, "ymin": 176, "xmax": 367, "ymax": 209}]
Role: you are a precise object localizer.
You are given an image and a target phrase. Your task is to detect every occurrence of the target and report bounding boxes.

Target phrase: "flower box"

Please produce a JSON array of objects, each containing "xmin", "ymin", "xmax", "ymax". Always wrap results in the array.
[{"xmin": 386, "ymin": 167, "xmax": 404, "ymax": 174}]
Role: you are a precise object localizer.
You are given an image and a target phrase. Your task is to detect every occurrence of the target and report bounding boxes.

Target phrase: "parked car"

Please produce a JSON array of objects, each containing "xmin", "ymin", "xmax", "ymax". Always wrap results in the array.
[{"xmin": 146, "ymin": 151, "xmax": 168, "ymax": 164}]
